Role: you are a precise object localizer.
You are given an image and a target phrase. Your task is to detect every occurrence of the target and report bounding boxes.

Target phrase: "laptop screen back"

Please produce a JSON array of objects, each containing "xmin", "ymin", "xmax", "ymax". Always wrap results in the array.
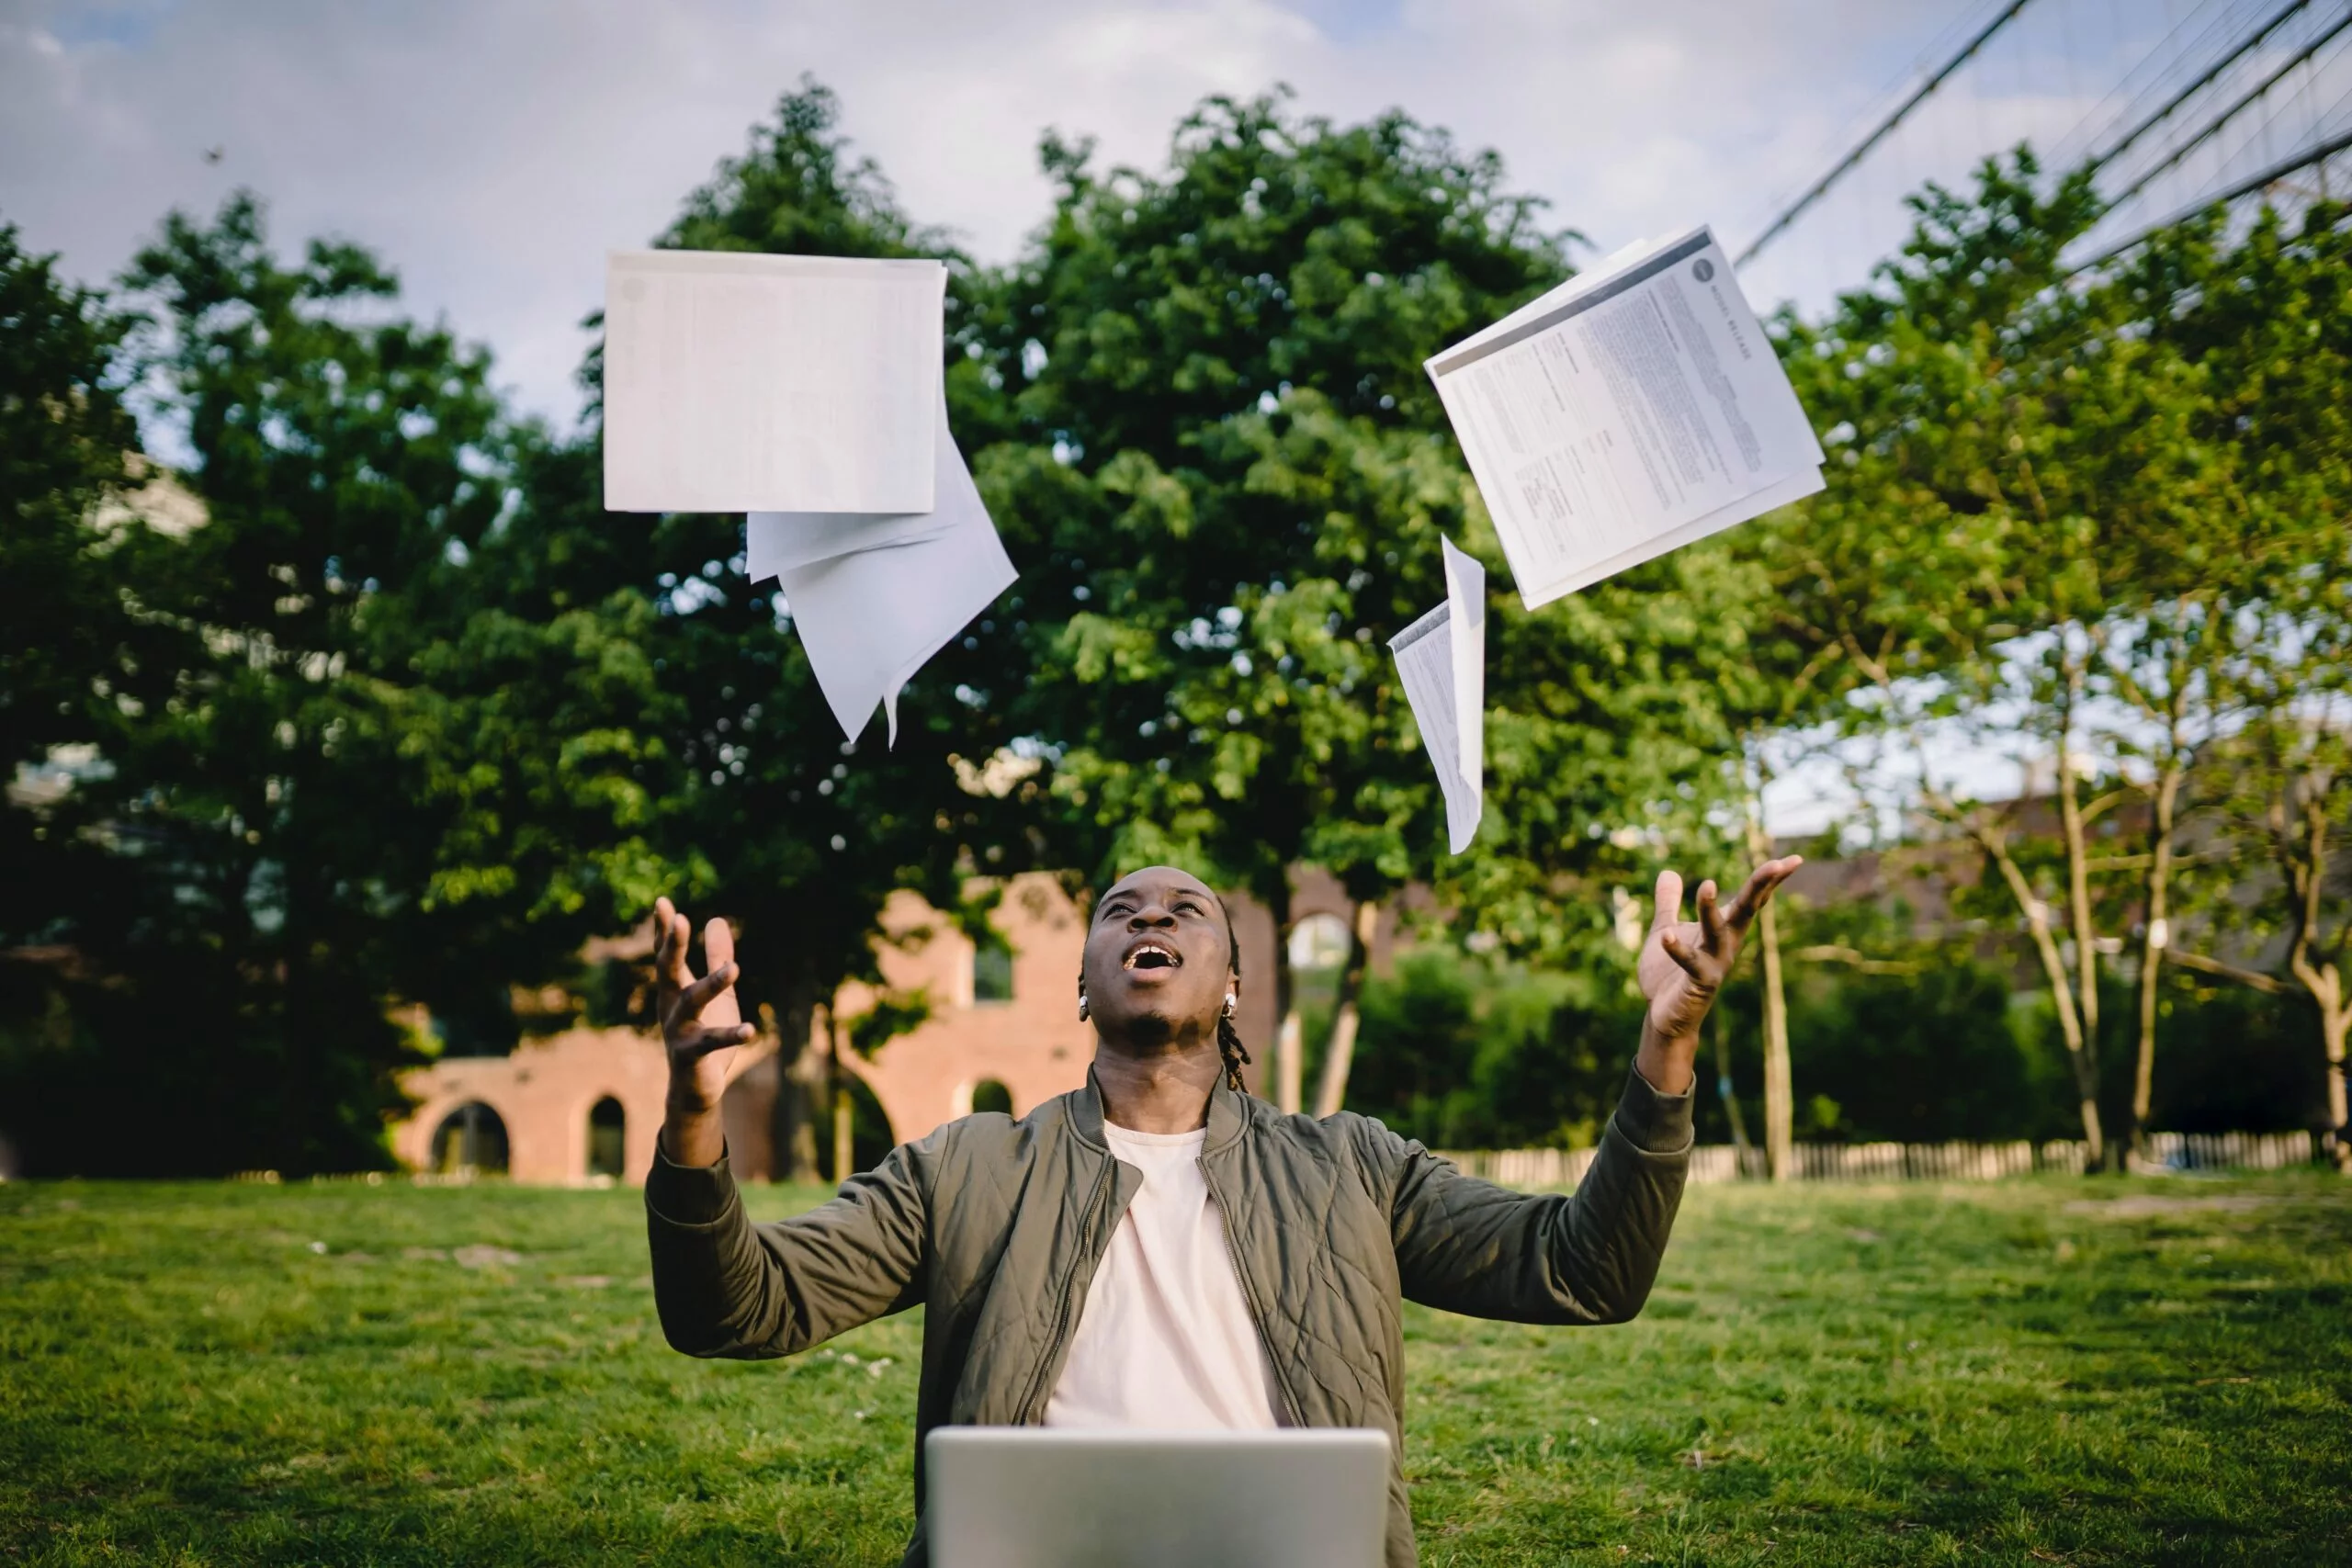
[{"xmin": 926, "ymin": 1427, "xmax": 1391, "ymax": 1568}]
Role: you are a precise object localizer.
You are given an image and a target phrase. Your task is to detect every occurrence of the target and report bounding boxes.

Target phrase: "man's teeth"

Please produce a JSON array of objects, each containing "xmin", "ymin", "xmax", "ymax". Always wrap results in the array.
[{"xmin": 1124, "ymin": 943, "xmax": 1179, "ymax": 970}]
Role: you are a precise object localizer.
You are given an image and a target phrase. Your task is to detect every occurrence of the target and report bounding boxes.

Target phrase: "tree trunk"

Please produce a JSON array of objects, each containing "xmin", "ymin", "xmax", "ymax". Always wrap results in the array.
[
  {"xmin": 1311, "ymin": 900, "xmax": 1381, "ymax": 1119},
  {"xmin": 2278, "ymin": 777, "xmax": 2350, "ymax": 1174},
  {"xmin": 2319, "ymin": 985, "xmax": 2351, "ymax": 1175},
  {"xmin": 775, "ymin": 998, "xmax": 824, "ymax": 1183},
  {"xmin": 1745, "ymin": 808, "xmax": 1792, "ymax": 1182},
  {"xmin": 832, "ymin": 1083, "xmax": 854, "ymax": 1184},
  {"xmin": 2053, "ymin": 734, "xmax": 2110, "ymax": 1169},
  {"xmin": 819, "ymin": 1006, "xmax": 855, "ymax": 1184},
  {"xmin": 2129, "ymin": 762, "xmax": 2184, "ymax": 1163},
  {"xmin": 1708, "ymin": 1012, "xmax": 1754, "ymax": 1169},
  {"xmin": 1758, "ymin": 894, "xmax": 1793, "ymax": 1182},
  {"xmin": 1276, "ymin": 1010, "xmax": 1305, "ymax": 1114},
  {"xmin": 1984, "ymin": 829, "xmax": 2106, "ymax": 1167},
  {"xmin": 1269, "ymin": 880, "xmax": 1303, "ymax": 1114}
]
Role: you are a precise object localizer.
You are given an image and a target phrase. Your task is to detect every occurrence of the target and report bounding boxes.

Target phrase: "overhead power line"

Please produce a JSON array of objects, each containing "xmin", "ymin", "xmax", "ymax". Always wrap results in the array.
[
  {"xmin": 2050, "ymin": 0, "xmax": 2266, "ymax": 172},
  {"xmin": 1735, "ymin": 0, "xmax": 2038, "ymax": 268},
  {"xmin": 2075, "ymin": 123, "xmax": 2352, "ymax": 270},
  {"xmin": 2086, "ymin": 0, "xmax": 2312, "ymax": 172},
  {"xmin": 2109, "ymin": 6, "xmax": 2352, "ymax": 207}
]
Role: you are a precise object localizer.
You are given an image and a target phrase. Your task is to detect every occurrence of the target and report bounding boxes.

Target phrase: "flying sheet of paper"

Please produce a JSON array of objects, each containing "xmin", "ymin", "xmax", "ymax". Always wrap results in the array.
[
  {"xmin": 1437, "ymin": 236, "xmax": 1657, "ymax": 363},
  {"xmin": 744, "ymin": 505, "xmax": 957, "ymax": 580},
  {"xmin": 603, "ymin": 250, "xmax": 945, "ymax": 515},
  {"xmin": 755, "ymin": 396, "xmax": 1015, "ymax": 747},
  {"xmin": 1390, "ymin": 537, "xmax": 1487, "ymax": 854},
  {"xmin": 1543, "ymin": 465, "xmax": 1825, "ymax": 599},
  {"xmin": 1425, "ymin": 227, "xmax": 1824, "ymax": 609}
]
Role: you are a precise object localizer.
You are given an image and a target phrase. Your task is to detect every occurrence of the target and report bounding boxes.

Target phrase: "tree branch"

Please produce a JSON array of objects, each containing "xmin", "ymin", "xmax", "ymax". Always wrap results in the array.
[
  {"xmin": 2166, "ymin": 947, "xmax": 2288, "ymax": 996},
  {"xmin": 1791, "ymin": 943, "xmax": 1926, "ymax": 976}
]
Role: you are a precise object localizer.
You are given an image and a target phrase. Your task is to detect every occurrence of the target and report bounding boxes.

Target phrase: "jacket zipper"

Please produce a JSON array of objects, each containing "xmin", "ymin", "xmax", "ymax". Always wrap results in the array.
[
  {"xmin": 1017, "ymin": 1156, "xmax": 1114, "ymax": 1424},
  {"xmin": 1210, "ymin": 1162, "xmax": 1306, "ymax": 1427}
]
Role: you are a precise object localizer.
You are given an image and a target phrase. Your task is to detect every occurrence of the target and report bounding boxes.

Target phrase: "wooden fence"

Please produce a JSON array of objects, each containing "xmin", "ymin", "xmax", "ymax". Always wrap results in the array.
[{"xmin": 1438, "ymin": 1128, "xmax": 2324, "ymax": 1188}]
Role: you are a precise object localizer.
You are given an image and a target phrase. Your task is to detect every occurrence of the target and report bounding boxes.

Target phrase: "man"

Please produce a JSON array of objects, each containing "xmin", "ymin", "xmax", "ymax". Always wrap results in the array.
[{"xmin": 646, "ymin": 856, "xmax": 1800, "ymax": 1566}]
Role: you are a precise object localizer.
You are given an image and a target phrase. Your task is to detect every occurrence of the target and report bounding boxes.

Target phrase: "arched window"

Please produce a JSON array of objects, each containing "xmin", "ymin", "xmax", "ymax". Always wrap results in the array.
[
  {"xmin": 586, "ymin": 1097, "xmax": 626, "ymax": 1179},
  {"xmin": 429, "ymin": 1101, "xmax": 509, "ymax": 1176},
  {"xmin": 972, "ymin": 933, "xmax": 1014, "ymax": 1003},
  {"xmin": 1288, "ymin": 912, "xmax": 1354, "ymax": 971}
]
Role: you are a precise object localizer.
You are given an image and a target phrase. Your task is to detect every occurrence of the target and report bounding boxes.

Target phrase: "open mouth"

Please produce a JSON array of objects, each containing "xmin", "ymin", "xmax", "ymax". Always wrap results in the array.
[{"xmin": 1123, "ymin": 941, "xmax": 1182, "ymax": 972}]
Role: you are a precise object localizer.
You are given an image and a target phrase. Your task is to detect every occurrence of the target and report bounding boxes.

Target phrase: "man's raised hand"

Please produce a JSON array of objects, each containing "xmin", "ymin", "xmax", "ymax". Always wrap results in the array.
[
  {"xmin": 654, "ymin": 896, "xmax": 756, "ymax": 1109},
  {"xmin": 1637, "ymin": 857, "xmax": 1804, "ymax": 1054}
]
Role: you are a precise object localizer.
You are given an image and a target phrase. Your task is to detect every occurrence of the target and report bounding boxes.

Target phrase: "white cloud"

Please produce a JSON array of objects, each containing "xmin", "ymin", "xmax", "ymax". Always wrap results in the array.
[{"xmin": 0, "ymin": 0, "xmax": 2116, "ymax": 428}]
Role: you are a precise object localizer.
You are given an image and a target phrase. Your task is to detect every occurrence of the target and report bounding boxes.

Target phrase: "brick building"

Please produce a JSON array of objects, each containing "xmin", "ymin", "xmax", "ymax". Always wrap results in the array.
[{"xmin": 384, "ymin": 868, "xmax": 1397, "ymax": 1184}]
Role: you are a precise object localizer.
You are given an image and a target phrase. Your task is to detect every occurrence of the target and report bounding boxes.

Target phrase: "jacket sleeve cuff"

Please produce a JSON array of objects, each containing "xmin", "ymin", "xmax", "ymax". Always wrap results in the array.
[
  {"xmin": 644, "ymin": 1137, "xmax": 740, "ymax": 1226},
  {"xmin": 1612, "ymin": 1063, "xmax": 1696, "ymax": 1155}
]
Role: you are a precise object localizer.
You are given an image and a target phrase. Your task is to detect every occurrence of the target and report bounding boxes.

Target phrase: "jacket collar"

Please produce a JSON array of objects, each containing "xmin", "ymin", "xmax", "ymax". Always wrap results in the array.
[{"xmin": 1074, "ymin": 1058, "xmax": 1252, "ymax": 1156}]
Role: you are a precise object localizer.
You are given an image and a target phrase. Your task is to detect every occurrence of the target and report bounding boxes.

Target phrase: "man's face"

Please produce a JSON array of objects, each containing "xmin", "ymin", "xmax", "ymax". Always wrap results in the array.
[{"xmin": 1080, "ymin": 866, "xmax": 1235, "ymax": 1045}]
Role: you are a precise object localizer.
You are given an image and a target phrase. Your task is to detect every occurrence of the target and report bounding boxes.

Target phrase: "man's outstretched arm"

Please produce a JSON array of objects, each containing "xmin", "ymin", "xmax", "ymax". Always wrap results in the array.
[
  {"xmin": 644, "ymin": 897, "xmax": 927, "ymax": 1359},
  {"xmin": 1385, "ymin": 859, "xmax": 1801, "ymax": 1325}
]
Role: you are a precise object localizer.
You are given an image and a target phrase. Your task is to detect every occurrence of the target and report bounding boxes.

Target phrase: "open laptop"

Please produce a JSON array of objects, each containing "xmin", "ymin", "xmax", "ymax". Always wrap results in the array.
[{"xmin": 926, "ymin": 1427, "xmax": 1391, "ymax": 1568}]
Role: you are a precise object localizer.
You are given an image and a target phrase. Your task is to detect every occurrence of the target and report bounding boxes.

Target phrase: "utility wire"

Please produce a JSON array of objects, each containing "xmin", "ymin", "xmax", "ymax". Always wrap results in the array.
[
  {"xmin": 1736, "ymin": 0, "xmax": 2039, "ymax": 267},
  {"xmin": 2049, "ymin": 0, "xmax": 2251, "ymax": 174},
  {"xmin": 2109, "ymin": 6, "xmax": 2352, "ymax": 206},
  {"xmin": 2087, "ymin": 0, "xmax": 2312, "ymax": 170},
  {"xmin": 2075, "ymin": 123, "xmax": 2352, "ymax": 269}
]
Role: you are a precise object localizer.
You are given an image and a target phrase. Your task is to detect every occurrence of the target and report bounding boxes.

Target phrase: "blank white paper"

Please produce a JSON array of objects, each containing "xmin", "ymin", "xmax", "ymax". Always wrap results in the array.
[
  {"xmin": 1426, "ymin": 227, "xmax": 1824, "ymax": 610},
  {"xmin": 745, "ymin": 506, "xmax": 957, "ymax": 581},
  {"xmin": 604, "ymin": 250, "xmax": 944, "ymax": 516},
  {"xmin": 769, "ymin": 398, "xmax": 1015, "ymax": 747},
  {"xmin": 1391, "ymin": 537, "xmax": 1487, "ymax": 854}
]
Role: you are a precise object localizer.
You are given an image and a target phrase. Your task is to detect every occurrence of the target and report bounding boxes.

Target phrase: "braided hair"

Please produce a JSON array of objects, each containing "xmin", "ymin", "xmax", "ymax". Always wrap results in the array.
[{"xmin": 1210, "ymin": 894, "xmax": 1254, "ymax": 1095}]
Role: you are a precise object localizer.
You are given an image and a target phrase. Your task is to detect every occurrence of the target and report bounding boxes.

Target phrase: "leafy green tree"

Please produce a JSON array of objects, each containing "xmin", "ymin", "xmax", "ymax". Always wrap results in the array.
[
  {"xmin": 1759, "ymin": 161, "xmax": 2352, "ymax": 1168},
  {"xmin": 540, "ymin": 80, "xmax": 1044, "ymax": 1176},
  {"xmin": 968, "ymin": 92, "xmax": 1571, "ymax": 1108},
  {"xmin": 1763, "ymin": 153, "xmax": 2192, "ymax": 1168},
  {"xmin": 2131, "ymin": 200, "xmax": 2352, "ymax": 1168},
  {"xmin": 0, "ymin": 221, "xmax": 140, "ymax": 793},
  {"xmin": 2071, "ymin": 203, "xmax": 2352, "ymax": 1159},
  {"xmin": 1344, "ymin": 948, "xmax": 1629, "ymax": 1148},
  {"xmin": 975, "ymin": 91, "xmax": 1772, "ymax": 1111},
  {"xmin": 0, "ymin": 193, "xmax": 680, "ymax": 1174},
  {"xmin": 0, "ymin": 221, "xmax": 142, "ymax": 1162}
]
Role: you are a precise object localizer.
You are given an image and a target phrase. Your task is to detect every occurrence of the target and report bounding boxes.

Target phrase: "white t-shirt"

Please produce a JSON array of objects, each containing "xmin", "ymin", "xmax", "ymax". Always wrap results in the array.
[{"xmin": 1043, "ymin": 1123, "xmax": 1286, "ymax": 1429}]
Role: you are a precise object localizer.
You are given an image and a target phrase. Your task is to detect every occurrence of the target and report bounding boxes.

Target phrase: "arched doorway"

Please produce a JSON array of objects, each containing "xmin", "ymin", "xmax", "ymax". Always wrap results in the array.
[
  {"xmin": 586, "ymin": 1096, "xmax": 626, "ymax": 1179},
  {"xmin": 830, "ymin": 1070, "xmax": 895, "ymax": 1181},
  {"xmin": 430, "ymin": 1101, "xmax": 509, "ymax": 1176},
  {"xmin": 949, "ymin": 1077, "xmax": 1015, "ymax": 1119}
]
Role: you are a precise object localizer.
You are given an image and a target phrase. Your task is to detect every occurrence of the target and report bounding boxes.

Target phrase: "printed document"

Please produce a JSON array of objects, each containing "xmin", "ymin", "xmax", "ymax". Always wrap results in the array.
[
  {"xmin": 1426, "ymin": 228, "xmax": 1823, "ymax": 609},
  {"xmin": 750, "ymin": 394, "xmax": 1015, "ymax": 748},
  {"xmin": 1390, "ymin": 537, "xmax": 1487, "ymax": 854},
  {"xmin": 604, "ymin": 250, "xmax": 945, "ymax": 515}
]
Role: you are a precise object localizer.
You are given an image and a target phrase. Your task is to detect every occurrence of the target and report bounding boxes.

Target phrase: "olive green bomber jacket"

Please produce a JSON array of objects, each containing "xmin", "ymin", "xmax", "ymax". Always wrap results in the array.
[{"xmin": 644, "ymin": 1066, "xmax": 1694, "ymax": 1567}]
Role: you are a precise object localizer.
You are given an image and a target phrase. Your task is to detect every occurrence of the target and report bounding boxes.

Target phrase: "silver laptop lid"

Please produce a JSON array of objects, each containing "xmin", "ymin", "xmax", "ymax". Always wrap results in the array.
[{"xmin": 926, "ymin": 1427, "xmax": 1391, "ymax": 1568}]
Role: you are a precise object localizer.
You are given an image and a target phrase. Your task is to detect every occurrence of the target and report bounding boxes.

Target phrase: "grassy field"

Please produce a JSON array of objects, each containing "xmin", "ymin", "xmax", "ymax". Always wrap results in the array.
[{"xmin": 3, "ymin": 1171, "xmax": 2348, "ymax": 1567}]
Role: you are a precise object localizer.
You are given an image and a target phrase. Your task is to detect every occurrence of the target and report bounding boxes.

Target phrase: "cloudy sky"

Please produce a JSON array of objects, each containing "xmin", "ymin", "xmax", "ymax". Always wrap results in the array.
[
  {"xmin": 1, "ymin": 0, "xmax": 2139, "ymax": 430},
  {"xmin": 15, "ymin": 0, "xmax": 2263, "ymax": 827}
]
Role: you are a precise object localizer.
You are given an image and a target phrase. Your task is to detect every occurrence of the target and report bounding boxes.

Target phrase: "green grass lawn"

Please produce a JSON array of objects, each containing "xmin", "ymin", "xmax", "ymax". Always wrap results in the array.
[{"xmin": 3, "ymin": 1172, "xmax": 2347, "ymax": 1566}]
